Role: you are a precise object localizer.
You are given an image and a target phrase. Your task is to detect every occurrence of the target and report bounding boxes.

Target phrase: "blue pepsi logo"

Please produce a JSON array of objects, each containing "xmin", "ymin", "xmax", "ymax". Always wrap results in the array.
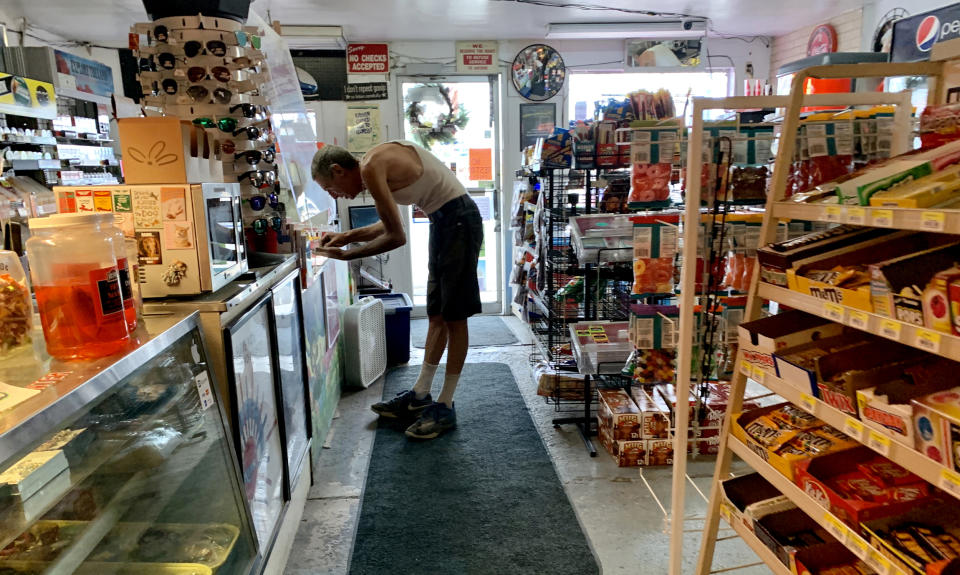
[{"xmin": 917, "ymin": 15, "xmax": 940, "ymax": 52}]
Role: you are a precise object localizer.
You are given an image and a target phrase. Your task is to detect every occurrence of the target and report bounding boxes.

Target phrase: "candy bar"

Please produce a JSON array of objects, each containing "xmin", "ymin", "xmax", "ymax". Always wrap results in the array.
[
  {"xmin": 857, "ymin": 459, "xmax": 921, "ymax": 487},
  {"xmin": 745, "ymin": 416, "xmax": 798, "ymax": 450}
]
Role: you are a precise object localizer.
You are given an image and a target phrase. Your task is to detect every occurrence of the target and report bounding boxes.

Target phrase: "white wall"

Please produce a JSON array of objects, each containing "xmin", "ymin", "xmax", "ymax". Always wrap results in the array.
[{"xmin": 316, "ymin": 38, "xmax": 769, "ymax": 308}]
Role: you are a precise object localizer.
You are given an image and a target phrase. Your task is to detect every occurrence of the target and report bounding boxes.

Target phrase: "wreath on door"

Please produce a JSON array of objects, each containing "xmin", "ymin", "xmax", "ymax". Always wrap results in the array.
[{"xmin": 405, "ymin": 83, "xmax": 469, "ymax": 150}]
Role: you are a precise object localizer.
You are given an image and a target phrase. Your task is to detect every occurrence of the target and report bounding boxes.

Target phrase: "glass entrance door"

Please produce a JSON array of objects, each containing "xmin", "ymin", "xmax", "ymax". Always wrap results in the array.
[{"xmin": 400, "ymin": 76, "xmax": 501, "ymax": 316}]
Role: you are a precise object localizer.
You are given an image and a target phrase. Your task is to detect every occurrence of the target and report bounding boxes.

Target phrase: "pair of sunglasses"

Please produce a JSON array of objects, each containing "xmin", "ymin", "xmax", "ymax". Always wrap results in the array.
[
  {"xmin": 235, "ymin": 147, "xmax": 276, "ymax": 165},
  {"xmin": 235, "ymin": 31, "xmax": 262, "ymax": 50},
  {"xmin": 154, "ymin": 80, "xmax": 232, "ymax": 104},
  {"xmin": 153, "ymin": 25, "xmax": 169, "ymax": 43},
  {"xmin": 229, "ymin": 104, "xmax": 267, "ymax": 119},
  {"xmin": 252, "ymin": 216, "xmax": 284, "ymax": 235},
  {"xmin": 247, "ymin": 192, "xmax": 280, "ymax": 211},
  {"xmin": 238, "ymin": 168, "xmax": 277, "ymax": 188},
  {"xmin": 184, "ymin": 40, "xmax": 227, "ymax": 58},
  {"xmin": 233, "ymin": 125, "xmax": 271, "ymax": 141},
  {"xmin": 187, "ymin": 65, "xmax": 232, "ymax": 83},
  {"xmin": 194, "ymin": 117, "xmax": 238, "ymax": 132}
]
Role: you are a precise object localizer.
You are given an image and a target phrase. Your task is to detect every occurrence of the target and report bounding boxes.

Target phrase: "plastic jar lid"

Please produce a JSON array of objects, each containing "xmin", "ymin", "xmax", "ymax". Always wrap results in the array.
[{"xmin": 30, "ymin": 213, "xmax": 114, "ymax": 229}]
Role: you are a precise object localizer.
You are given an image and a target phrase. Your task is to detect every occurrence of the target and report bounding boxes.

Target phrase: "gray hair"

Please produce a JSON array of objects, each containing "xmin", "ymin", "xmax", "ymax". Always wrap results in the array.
[{"xmin": 311, "ymin": 145, "xmax": 359, "ymax": 181}]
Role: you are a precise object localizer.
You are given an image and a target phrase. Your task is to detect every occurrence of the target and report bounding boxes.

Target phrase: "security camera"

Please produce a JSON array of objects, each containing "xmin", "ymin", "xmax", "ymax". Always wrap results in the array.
[{"xmin": 682, "ymin": 20, "xmax": 694, "ymax": 31}]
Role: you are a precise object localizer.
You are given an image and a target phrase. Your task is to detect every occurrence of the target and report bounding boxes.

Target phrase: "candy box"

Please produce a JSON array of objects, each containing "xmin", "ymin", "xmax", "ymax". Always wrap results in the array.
[
  {"xmin": 869, "ymin": 242, "xmax": 960, "ymax": 326},
  {"xmin": 912, "ymin": 386, "xmax": 960, "ymax": 472},
  {"xmin": 861, "ymin": 500, "xmax": 960, "ymax": 575},
  {"xmin": 795, "ymin": 447, "xmax": 934, "ymax": 532},
  {"xmin": 868, "ymin": 165, "xmax": 960, "ymax": 208},
  {"xmin": 831, "ymin": 160, "xmax": 933, "ymax": 206},
  {"xmin": 628, "ymin": 387, "xmax": 670, "ymax": 439},
  {"xmin": 773, "ymin": 333, "xmax": 876, "ymax": 397},
  {"xmin": 754, "ymin": 507, "xmax": 831, "ymax": 568},
  {"xmin": 793, "ymin": 542, "xmax": 870, "ymax": 575},
  {"xmin": 719, "ymin": 472, "xmax": 787, "ymax": 532},
  {"xmin": 857, "ymin": 386, "xmax": 917, "ymax": 446},
  {"xmin": 646, "ymin": 439, "xmax": 674, "ymax": 466},
  {"xmin": 815, "ymin": 339, "xmax": 926, "ymax": 417},
  {"xmin": 597, "ymin": 388, "xmax": 642, "ymax": 441},
  {"xmin": 738, "ymin": 310, "xmax": 844, "ymax": 380}
]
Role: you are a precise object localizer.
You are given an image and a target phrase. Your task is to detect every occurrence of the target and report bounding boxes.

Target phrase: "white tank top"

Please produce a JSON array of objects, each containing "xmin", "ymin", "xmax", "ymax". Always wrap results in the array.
[{"xmin": 385, "ymin": 140, "xmax": 466, "ymax": 214}]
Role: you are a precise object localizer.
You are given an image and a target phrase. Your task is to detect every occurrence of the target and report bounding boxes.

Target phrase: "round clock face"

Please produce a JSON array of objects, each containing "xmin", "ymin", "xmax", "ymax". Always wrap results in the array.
[{"xmin": 512, "ymin": 44, "xmax": 566, "ymax": 101}]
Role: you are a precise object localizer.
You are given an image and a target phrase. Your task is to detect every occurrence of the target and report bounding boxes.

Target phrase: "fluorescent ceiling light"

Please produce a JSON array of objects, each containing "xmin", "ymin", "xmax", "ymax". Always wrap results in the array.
[
  {"xmin": 546, "ymin": 21, "xmax": 706, "ymax": 40},
  {"xmin": 281, "ymin": 25, "xmax": 347, "ymax": 49}
]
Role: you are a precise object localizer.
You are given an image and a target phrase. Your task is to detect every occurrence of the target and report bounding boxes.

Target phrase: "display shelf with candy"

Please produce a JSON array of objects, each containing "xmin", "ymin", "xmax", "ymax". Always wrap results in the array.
[
  {"xmin": 692, "ymin": 64, "xmax": 946, "ymax": 575},
  {"xmin": 773, "ymin": 202, "xmax": 960, "ymax": 233}
]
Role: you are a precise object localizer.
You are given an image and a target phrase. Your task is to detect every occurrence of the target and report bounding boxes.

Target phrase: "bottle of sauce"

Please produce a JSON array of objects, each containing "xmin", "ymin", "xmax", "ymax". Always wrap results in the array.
[{"xmin": 26, "ymin": 213, "xmax": 131, "ymax": 360}]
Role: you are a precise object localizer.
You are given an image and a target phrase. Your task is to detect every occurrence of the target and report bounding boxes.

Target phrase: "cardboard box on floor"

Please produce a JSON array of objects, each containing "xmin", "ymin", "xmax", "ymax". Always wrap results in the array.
[
  {"xmin": 118, "ymin": 117, "xmax": 224, "ymax": 184},
  {"xmin": 597, "ymin": 388, "xmax": 641, "ymax": 441},
  {"xmin": 628, "ymin": 387, "xmax": 670, "ymax": 439}
]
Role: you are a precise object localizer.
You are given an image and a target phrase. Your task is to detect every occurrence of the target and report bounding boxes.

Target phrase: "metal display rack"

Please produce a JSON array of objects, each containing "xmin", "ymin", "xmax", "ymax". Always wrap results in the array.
[{"xmin": 685, "ymin": 62, "xmax": 947, "ymax": 575}]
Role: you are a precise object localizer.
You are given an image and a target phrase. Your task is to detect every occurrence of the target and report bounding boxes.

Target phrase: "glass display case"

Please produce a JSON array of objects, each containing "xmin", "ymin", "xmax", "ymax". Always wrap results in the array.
[{"xmin": 0, "ymin": 313, "xmax": 258, "ymax": 575}]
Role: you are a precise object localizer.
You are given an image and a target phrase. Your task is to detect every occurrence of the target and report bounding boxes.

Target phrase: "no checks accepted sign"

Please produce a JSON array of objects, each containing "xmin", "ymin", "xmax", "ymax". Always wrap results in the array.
[{"xmin": 347, "ymin": 43, "xmax": 389, "ymax": 74}]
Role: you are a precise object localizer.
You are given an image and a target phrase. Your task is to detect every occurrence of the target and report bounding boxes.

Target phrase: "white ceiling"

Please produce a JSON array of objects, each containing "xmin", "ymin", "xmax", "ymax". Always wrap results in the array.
[{"xmin": 2, "ymin": 0, "xmax": 865, "ymax": 46}]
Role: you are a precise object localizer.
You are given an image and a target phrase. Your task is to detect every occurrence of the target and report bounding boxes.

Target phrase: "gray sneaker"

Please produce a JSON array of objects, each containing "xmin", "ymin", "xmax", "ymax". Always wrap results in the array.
[
  {"xmin": 405, "ymin": 403, "xmax": 457, "ymax": 440},
  {"xmin": 371, "ymin": 390, "xmax": 432, "ymax": 419}
]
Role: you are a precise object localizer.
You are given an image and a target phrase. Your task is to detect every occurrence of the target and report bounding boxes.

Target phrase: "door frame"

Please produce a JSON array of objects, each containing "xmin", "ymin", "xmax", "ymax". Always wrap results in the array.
[{"xmin": 395, "ymin": 74, "xmax": 504, "ymax": 318}]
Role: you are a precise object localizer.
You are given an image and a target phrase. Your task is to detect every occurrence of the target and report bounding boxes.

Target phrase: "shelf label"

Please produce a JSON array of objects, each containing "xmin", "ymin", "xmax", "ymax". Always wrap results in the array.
[
  {"xmin": 846, "ymin": 206, "xmax": 867, "ymax": 225},
  {"xmin": 849, "ymin": 310, "xmax": 870, "ymax": 331},
  {"xmin": 867, "ymin": 550, "xmax": 894, "ymax": 575},
  {"xmin": 939, "ymin": 469, "xmax": 960, "ymax": 499},
  {"xmin": 880, "ymin": 319, "xmax": 902, "ymax": 341},
  {"xmin": 915, "ymin": 329, "xmax": 942, "ymax": 354},
  {"xmin": 751, "ymin": 365, "xmax": 766, "ymax": 384},
  {"xmin": 872, "ymin": 209, "xmax": 894, "ymax": 228},
  {"xmin": 740, "ymin": 360, "xmax": 752, "ymax": 377},
  {"xmin": 824, "ymin": 302, "xmax": 846, "ymax": 323},
  {"xmin": 867, "ymin": 430, "xmax": 893, "ymax": 456},
  {"xmin": 824, "ymin": 205, "xmax": 844, "ymax": 223},
  {"xmin": 719, "ymin": 503, "xmax": 732, "ymax": 525},
  {"xmin": 922, "ymin": 211, "xmax": 946, "ymax": 232},
  {"xmin": 849, "ymin": 535, "xmax": 870, "ymax": 561},
  {"xmin": 194, "ymin": 371, "xmax": 214, "ymax": 411},
  {"xmin": 823, "ymin": 512, "xmax": 849, "ymax": 544},
  {"xmin": 844, "ymin": 417, "xmax": 866, "ymax": 441},
  {"xmin": 799, "ymin": 393, "xmax": 817, "ymax": 415}
]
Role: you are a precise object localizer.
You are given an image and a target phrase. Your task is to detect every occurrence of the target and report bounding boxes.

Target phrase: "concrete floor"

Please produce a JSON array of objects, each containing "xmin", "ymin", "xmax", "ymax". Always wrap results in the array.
[{"xmin": 286, "ymin": 316, "xmax": 771, "ymax": 574}]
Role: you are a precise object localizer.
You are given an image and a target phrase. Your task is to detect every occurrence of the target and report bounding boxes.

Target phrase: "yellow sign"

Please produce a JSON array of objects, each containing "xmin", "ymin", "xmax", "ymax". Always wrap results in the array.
[
  {"xmin": 880, "ymin": 319, "xmax": 902, "ymax": 341},
  {"xmin": 824, "ymin": 205, "xmax": 844, "ymax": 223},
  {"xmin": 921, "ymin": 211, "xmax": 946, "ymax": 232},
  {"xmin": 867, "ymin": 430, "xmax": 892, "ymax": 456},
  {"xmin": 799, "ymin": 394, "xmax": 817, "ymax": 414},
  {"xmin": 872, "ymin": 209, "xmax": 894, "ymax": 227},
  {"xmin": 0, "ymin": 73, "xmax": 56, "ymax": 120},
  {"xmin": 823, "ymin": 302, "xmax": 845, "ymax": 323},
  {"xmin": 846, "ymin": 206, "xmax": 866, "ymax": 225},
  {"xmin": 848, "ymin": 310, "xmax": 869, "ymax": 331},
  {"xmin": 822, "ymin": 512, "xmax": 849, "ymax": 544},
  {"xmin": 915, "ymin": 328, "xmax": 942, "ymax": 354},
  {"xmin": 844, "ymin": 417, "xmax": 865, "ymax": 440}
]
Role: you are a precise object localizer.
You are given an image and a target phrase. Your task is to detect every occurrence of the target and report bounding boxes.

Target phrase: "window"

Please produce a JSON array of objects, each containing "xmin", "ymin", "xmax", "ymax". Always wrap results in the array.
[{"xmin": 568, "ymin": 70, "xmax": 732, "ymax": 125}]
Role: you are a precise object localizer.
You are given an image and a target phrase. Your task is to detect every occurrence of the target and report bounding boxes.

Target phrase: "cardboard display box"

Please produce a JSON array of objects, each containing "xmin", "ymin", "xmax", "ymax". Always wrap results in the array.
[
  {"xmin": 597, "ymin": 388, "xmax": 641, "ymax": 441},
  {"xmin": 861, "ymin": 500, "xmax": 960, "ymax": 575},
  {"xmin": 754, "ymin": 507, "xmax": 832, "ymax": 568},
  {"xmin": 118, "ymin": 117, "xmax": 225, "ymax": 184},
  {"xmin": 773, "ymin": 333, "xmax": 876, "ymax": 397},
  {"xmin": 738, "ymin": 310, "xmax": 844, "ymax": 379},
  {"xmin": 720, "ymin": 472, "xmax": 792, "ymax": 533},
  {"xmin": 792, "ymin": 542, "xmax": 868, "ymax": 575},
  {"xmin": 795, "ymin": 447, "xmax": 933, "ymax": 533},
  {"xmin": 913, "ymin": 386, "xmax": 960, "ymax": 472},
  {"xmin": 869, "ymin": 242, "xmax": 960, "ymax": 325},
  {"xmin": 628, "ymin": 387, "xmax": 671, "ymax": 439},
  {"xmin": 758, "ymin": 226, "xmax": 894, "ymax": 288}
]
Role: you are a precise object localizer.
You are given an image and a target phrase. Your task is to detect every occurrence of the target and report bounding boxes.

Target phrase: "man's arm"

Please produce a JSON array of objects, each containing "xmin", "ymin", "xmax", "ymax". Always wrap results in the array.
[{"xmin": 320, "ymin": 162, "xmax": 406, "ymax": 261}]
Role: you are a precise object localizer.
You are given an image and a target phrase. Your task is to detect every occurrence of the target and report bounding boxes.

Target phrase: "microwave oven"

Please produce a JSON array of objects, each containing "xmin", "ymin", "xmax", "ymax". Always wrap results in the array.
[{"xmin": 53, "ymin": 183, "xmax": 247, "ymax": 298}]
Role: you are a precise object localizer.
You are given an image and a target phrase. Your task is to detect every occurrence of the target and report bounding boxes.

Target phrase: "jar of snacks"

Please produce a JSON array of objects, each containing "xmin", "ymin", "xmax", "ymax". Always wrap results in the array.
[
  {"xmin": 26, "ymin": 214, "xmax": 131, "ymax": 360},
  {"xmin": 0, "ymin": 250, "xmax": 32, "ymax": 354}
]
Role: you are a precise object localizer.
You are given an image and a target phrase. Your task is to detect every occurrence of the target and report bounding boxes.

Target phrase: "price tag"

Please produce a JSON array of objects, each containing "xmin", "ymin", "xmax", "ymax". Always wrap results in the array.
[
  {"xmin": 719, "ymin": 503, "xmax": 732, "ymax": 525},
  {"xmin": 824, "ymin": 302, "xmax": 846, "ymax": 323},
  {"xmin": 922, "ymin": 211, "xmax": 946, "ymax": 232},
  {"xmin": 751, "ymin": 364, "xmax": 766, "ymax": 384},
  {"xmin": 824, "ymin": 205, "xmax": 844, "ymax": 223},
  {"xmin": 799, "ymin": 394, "xmax": 817, "ymax": 415},
  {"xmin": 823, "ymin": 512, "xmax": 849, "ymax": 544},
  {"xmin": 872, "ymin": 209, "xmax": 894, "ymax": 228},
  {"xmin": 844, "ymin": 417, "xmax": 866, "ymax": 441},
  {"xmin": 848, "ymin": 310, "xmax": 870, "ymax": 331},
  {"xmin": 848, "ymin": 535, "xmax": 870, "ymax": 560},
  {"xmin": 915, "ymin": 328, "xmax": 942, "ymax": 354},
  {"xmin": 867, "ymin": 550, "xmax": 894, "ymax": 575},
  {"xmin": 880, "ymin": 319, "xmax": 902, "ymax": 341},
  {"xmin": 939, "ymin": 469, "xmax": 960, "ymax": 499},
  {"xmin": 867, "ymin": 430, "xmax": 893, "ymax": 456},
  {"xmin": 846, "ymin": 206, "xmax": 867, "ymax": 225},
  {"xmin": 194, "ymin": 371, "xmax": 214, "ymax": 411}
]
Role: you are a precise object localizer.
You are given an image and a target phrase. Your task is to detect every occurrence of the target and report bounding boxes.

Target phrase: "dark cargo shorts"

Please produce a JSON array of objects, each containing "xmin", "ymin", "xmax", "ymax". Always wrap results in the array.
[{"xmin": 427, "ymin": 195, "xmax": 483, "ymax": 321}]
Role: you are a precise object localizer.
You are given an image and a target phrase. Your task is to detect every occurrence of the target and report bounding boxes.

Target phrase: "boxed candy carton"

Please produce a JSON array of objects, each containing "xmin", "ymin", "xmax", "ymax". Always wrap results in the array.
[
  {"xmin": 773, "ymin": 333, "xmax": 876, "ymax": 397},
  {"xmin": 754, "ymin": 507, "xmax": 831, "ymax": 568},
  {"xmin": 913, "ymin": 386, "xmax": 960, "ymax": 471},
  {"xmin": 597, "ymin": 388, "xmax": 641, "ymax": 441},
  {"xmin": 869, "ymin": 242, "xmax": 960, "ymax": 326},
  {"xmin": 737, "ymin": 310, "xmax": 844, "ymax": 379},
  {"xmin": 792, "ymin": 542, "xmax": 872, "ymax": 575},
  {"xmin": 720, "ymin": 473, "xmax": 793, "ymax": 533},
  {"xmin": 861, "ymin": 500, "xmax": 960, "ymax": 575}
]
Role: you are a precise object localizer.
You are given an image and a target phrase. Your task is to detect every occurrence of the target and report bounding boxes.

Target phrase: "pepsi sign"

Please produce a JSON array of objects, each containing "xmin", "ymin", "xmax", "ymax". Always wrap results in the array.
[{"xmin": 892, "ymin": 3, "xmax": 960, "ymax": 62}]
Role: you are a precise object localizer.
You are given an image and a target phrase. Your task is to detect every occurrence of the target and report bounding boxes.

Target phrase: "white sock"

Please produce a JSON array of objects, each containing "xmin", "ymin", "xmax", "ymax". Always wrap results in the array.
[
  {"xmin": 437, "ymin": 371, "xmax": 460, "ymax": 408},
  {"xmin": 412, "ymin": 363, "xmax": 438, "ymax": 399}
]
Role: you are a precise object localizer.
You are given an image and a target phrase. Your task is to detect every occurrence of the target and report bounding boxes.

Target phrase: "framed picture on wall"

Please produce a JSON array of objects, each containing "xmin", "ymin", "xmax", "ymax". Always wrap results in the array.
[{"xmin": 520, "ymin": 103, "xmax": 556, "ymax": 150}]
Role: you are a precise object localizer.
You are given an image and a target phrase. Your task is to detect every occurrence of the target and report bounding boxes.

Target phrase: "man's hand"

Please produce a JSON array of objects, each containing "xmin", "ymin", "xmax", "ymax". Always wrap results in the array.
[
  {"xmin": 316, "ymin": 246, "xmax": 350, "ymax": 260},
  {"xmin": 320, "ymin": 232, "xmax": 349, "ymax": 248}
]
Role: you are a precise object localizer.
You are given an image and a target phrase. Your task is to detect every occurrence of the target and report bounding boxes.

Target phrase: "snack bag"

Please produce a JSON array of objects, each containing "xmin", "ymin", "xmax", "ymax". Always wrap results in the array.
[
  {"xmin": 630, "ymin": 163, "xmax": 672, "ymax": 203},
  {"xmin": 633, "ymin": 257, "xmax": 675, "ymax": 295}
]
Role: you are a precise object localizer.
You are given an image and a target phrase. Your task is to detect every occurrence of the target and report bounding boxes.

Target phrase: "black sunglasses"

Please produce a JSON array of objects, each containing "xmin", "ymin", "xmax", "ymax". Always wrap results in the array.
[
  {"xmin": 184, "ymin": 40, "xmax": 228, "ymax": 58},
  {"xmin": 188, "ymin": 66, "xmax": 232, "ymax": 83},
  {"xmin": 238, "ymin": 168, "xmax": 277, "ymax": 188},
  {"xmin": 229, "ymin": 104, "xmax": 267, "ymax": 119},
  {"xmin": 247, "ymin": 192, "xmax": 280, "ymax": 211},
  {"xmin": 153, "ymin": 25, "xmax": 168, "ymax": 42},
  {"xmin": 232, "ymin": 126, "xmax": 265, "ymax": 140},
  {"xmin": 234, "ymin": 147, "xmax": 276, "ymax": 166},
  {"xmin": 158, "ymin": 80, "xmax": 232, "ymax": 104}
]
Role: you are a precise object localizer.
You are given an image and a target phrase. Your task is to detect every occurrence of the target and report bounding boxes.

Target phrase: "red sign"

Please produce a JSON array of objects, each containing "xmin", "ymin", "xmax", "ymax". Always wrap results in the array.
[
  {"xmin": 347, "ymin": 43, "xmax": 390, "ymax": 74},
  {"xmin": 807, "ymin": 24, "xmax": 838, "ymax": 56}
]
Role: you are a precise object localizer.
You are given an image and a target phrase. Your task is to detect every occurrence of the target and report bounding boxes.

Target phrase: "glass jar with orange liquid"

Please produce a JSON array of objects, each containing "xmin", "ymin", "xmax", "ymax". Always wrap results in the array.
[{"xmin": 26, "ymin": 213, "xmax": 132, "ymax": 360}]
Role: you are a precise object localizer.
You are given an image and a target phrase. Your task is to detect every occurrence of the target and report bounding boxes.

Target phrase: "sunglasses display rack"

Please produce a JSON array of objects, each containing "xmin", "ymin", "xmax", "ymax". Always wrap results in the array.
[{"xmin": 131, "ymin": 14, "xmax": 287, "ymax": 245}]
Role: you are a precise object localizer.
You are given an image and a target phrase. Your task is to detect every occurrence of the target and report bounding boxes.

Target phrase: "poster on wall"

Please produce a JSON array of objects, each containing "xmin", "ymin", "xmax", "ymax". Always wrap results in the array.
[
  {"xmin": 225, "ymin": 296, "xmax": 285, "ymax": 550},
  {"xmin": 625, "ymin": 39, "xmax": 702, "ymax": 68},
  {"xmin": 346, "ymin": 104, "xmax": 382, "ymax": 153},
  {"xmin": 343, "ymin": 82, "xmax": 389, "ymax": 101},
  {"xmin": 520, "ymin": 103, "xmax": 556, "ymax": 150},
  {"xmin": 456, "ymin": 41, "xmax": 499, "ymax": 74},
  {"xmin": 347, "ymin": 43, "xmax": 390, "ymax": 74},
  {"xmin": 891, "ymin": 5, "xmax": 960, "ymax": 62},
  {"xmin": 54, "ymin": 50, "xmax": 114, "ymax": 97},
  {"xmin": 0, "ymin": 73, "xmax": 56, "ymax": 120}
]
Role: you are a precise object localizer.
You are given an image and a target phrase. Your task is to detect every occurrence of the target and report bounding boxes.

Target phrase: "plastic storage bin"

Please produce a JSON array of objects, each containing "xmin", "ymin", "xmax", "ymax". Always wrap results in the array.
[{"xmin": 372, "ymin": 292, "xmax": 413, "ymax": 366}]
